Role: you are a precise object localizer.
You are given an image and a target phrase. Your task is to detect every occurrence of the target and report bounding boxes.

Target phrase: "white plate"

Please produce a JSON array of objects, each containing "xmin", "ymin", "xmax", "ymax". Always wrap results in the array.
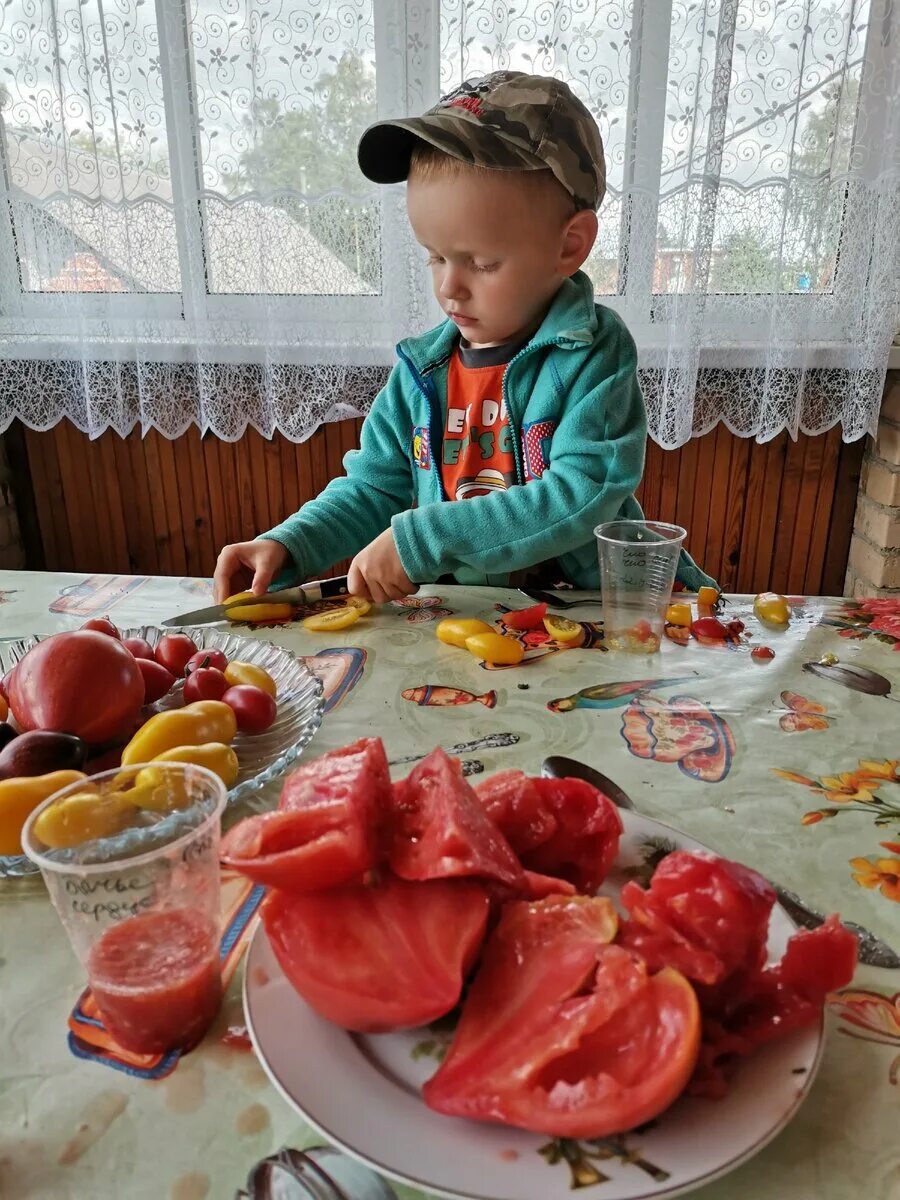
[{"xmin": 243, "ymin": 810, "xmax": 823, "ymax": 1200}]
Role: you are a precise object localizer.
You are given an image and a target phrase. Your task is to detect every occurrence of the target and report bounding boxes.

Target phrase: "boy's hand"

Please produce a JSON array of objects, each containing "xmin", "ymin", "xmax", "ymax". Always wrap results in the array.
[
  {"xmin": 213, "ymin": 539, "xmax": 289, "ymax": 603},
  {"xmin": 349, "ymin": 529, "xmax": 416, "ymax": 605}
]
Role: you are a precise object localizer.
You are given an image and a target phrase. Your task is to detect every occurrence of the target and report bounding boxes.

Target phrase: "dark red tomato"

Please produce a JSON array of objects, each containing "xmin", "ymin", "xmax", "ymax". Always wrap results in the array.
[
  {"xmin": 501, "ymin": 602, "xmax": 548, "ymax": 631},
  {"xmin": 690, "ymin": 617, "xmax": 729, "ymax": 641},
  {"xmin": 475, "ymin": 773, "xmax": 622, "ymax": 893},
  {"xmin": 81, "ymin": 616, "xmax": 120, "ymax": 639},
  {"xmin": 155, "ymin": 634, "xmax": 198, "ymax": 677},
  {"xmin": 137, "ymin": 658, "xmax": 176, "ymax": 704},
  {"xmin": 122, "ymin": 636, "xmax": 156, "ymax": 661},
  {"xmin": 183, "ymin": 667, "xmax": 228, "ymax": 704},
  {"xmin": 221, "ymin": 738, "xmax": 392, "ymax": 890},
  {"xmin": 390, "ymin": 748, "xmax": 524, "ymax": 890},
  {"xmin": 424, "ymin": 896, "xmax": 700, "ymax": 1137},
  {"xmin": 618, "ymin": 851, "xmax": 776, "ymax": 986},
  {"xmin": 263, "ymin": 876, "xmax": 490, "ymax": 1032},
  {"xmin": 8, "ymin": 630, "xmax": 144, "ymax": 745},
  {"xmin": 185, "ymin": 649, "xmax": 228, "ymax": 675},
  {"xmin": 222, "ymin": 684, "xmax": 276, "ymax": 734}
]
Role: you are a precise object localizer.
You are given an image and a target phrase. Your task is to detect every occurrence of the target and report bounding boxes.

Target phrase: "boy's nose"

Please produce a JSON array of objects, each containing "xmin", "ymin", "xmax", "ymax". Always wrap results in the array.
[{"xmin": 439, "ymin": 269, "xmax": 469, "ymax": 302}]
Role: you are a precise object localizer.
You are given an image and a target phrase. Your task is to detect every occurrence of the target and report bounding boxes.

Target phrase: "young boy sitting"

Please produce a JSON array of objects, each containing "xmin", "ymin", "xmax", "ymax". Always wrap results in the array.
[{"xmin": 214, "ymin": 71, "xmax": 709, "ymax": 604}]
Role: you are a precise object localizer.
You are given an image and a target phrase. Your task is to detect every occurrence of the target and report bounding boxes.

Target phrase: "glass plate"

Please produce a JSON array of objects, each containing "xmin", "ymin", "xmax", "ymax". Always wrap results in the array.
[{"xmin": 0, "ymin": 626, "xmax": 324, "ymax": 877}]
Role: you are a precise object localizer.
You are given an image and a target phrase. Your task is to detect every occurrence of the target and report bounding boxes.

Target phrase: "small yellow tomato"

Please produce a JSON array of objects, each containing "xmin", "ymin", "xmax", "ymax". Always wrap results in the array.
[
  {"xmin": 302, "ymin": 606, "xmax": 363, "ymax": 633},
  {"xmin": 224, "ymin": 660, "xmax": 277, "ymax": 698},
  {"xmin": 754, "ymin": 591, "xmax": 790, "ymax": 628},
  {"xmin": 697, "ymin": 586, "xmax": 720, "ymax": 608},
  {"xmin": 225, "ymin": 591, "xmax": 294, "ymax": 623},
  {"xmin": 345, "ymin": 597, "xmax": 372, "ymax": 615},
  {"xmin": 32, "ymin": 788, "xmax": 134, "ymax": 850},
  {"xmin": 665, "ymin": 602, "xmax": 693, "ymax": 628},
  {"xmin": 436, "ymin": 618, "xmax": 494, "ymax": 649},
  {"xmin": 464, "ymin": 632, "xmax": 525, "ymax": 665},
  {"xmin": 542, "ymin": 614, "xmax": 583, "ymax": 644}
]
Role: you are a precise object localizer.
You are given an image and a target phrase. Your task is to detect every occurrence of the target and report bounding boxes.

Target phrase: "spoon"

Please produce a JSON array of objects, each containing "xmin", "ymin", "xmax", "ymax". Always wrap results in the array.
[
  {"xmin": 541, "ymin": 755, "xmax": 900, "ymax": 970},
  {"xmin": 519, "ymin": 587, "xmax": 603, "ymax": 609}
]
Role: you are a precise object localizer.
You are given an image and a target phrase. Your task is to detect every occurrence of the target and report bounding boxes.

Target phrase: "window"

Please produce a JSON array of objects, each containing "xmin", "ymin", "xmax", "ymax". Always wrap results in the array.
[{"xmin": 0, "ymin": 0, "xmax": 891, "ymax": 364}]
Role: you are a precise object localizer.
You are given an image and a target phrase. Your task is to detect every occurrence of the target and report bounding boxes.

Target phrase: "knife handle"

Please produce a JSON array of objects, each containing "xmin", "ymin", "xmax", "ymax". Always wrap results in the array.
[{"xmin": 303, "ymin": 575, "xmax": 350, "ymax": 603}]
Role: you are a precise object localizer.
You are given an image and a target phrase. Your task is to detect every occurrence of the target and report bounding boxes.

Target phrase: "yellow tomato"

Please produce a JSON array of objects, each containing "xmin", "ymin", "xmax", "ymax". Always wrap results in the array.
[
  {"xmin": 665, "ymin": 602, "xmax": 693, "ymax": 628},
  {"xmin": 32, "ymin": 787, "xmax": 134, "ymax": 851},
  {"xmin": 436, "ymin": 618, "xmax": 494, "ymax": 649},
  {"xmin": 225, "ymin": 591, "xmax": 293, "ymax": 623},
  {"xmin": 121, "ymin": 700, "xmax": 237, "ymax": 766},
  {"xmin": 302, "ymin": 606, "xmax": 363, "ymax": 633},
  {"xmin": 697, "ymin": 586, "xmax": 720, "ymax": 608},
  {"xmin": 754, "ymin": 591, "xmax": 790, "ymax": 628},
  {"xmin": 542, "ymin": 614, "xmax": 583, "ymax": 644},
  {"xmin": 345, "ymin": 597, "xmax": 372, "ymax": 615},
  {"xmin": 224, "ymin": 660, "xmax": 277, "ymax": 698},
  {"xmin": 140, "ymin": 742, "xmax": 241, "ymax": 790},
  {"xmin": 0, "ymin": 770, "xmax": 87, "ymax": 856},
  {"xmin": 464, "ymin": 632, "xmax": 525, "ymax": 665}
]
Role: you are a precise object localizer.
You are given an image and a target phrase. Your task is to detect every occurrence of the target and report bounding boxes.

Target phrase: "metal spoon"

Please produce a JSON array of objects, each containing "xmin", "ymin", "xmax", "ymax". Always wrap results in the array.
[
  {"xmin": 519, "ymin": 587, "xmax": 603, "ymax": 609},
  {"xmin": 541, "ymin": 754, "xmax": 900, "ymax": 970}
]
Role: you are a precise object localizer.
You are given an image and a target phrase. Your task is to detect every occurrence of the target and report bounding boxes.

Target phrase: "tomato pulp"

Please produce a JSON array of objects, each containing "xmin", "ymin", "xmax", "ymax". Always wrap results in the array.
[{"xmin": 87, "ymin": 908, "xmax": 222, "ymax": 1054}]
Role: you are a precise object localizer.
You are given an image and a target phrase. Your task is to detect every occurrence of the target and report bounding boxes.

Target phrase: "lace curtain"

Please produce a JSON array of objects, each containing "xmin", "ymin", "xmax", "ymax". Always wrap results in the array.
[{"xmin": 0, "ymin": 0, "xmax": 897, "ymax": 447}]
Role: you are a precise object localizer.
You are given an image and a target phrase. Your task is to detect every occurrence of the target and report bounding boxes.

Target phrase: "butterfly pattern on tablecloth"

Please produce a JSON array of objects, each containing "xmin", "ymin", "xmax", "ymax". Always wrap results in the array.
[{"xmin": 777, "ymin": 691, "xmax": 833, "ymax": 733}]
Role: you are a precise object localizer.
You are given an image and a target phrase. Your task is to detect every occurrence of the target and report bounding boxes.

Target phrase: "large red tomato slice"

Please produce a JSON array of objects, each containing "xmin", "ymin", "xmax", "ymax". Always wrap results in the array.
[
  {"xmin": 9, "ymin": 630, "xmax": 144, "ymax": 745},
  {"xmin": 424, "ymin": 895, "xmax": 699, "ymax": 1138},
  {"xmin": 618, "ymin": 850, "xmax": 775, "ymax": 984},
  {"xmin": 390, "ymin": 749, "xmax": 525, "ymax": 890},
  {"xmin": 263, "ymin": 876, "xmax": 490, "ymax": 1032},
  {"xmin": 474, "ymin": 772, "xmax": 622, "ymax": 893},
  {"xmin": 220, "ymin": 738, "xmax": 390, "ymax": 890}
]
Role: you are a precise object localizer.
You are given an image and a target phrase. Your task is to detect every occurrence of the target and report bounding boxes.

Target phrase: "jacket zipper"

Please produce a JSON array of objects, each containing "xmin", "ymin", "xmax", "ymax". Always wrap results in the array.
[
  {"xmin": 501, "ymin": 338, "xmax": 569, "ymax": 486},
  {"xmin": 396, "ymin": 344, "xmax": 448, "ymax": 501}
]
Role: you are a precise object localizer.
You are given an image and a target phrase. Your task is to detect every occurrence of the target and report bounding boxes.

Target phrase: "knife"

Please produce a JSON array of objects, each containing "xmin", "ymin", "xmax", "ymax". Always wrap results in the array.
[{"xmin": 162, "ymin": 575, "xmax": 350, "ymax": 627}]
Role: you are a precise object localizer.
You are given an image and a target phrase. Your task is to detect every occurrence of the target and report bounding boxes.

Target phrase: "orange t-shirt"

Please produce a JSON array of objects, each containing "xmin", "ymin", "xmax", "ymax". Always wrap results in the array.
[{"xmin": 441, "ymin": 339, "xmax": 524, "ymax": 501}]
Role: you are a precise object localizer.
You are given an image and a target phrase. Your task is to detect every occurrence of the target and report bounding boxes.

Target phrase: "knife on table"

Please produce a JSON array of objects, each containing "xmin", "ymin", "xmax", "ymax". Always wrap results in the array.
[{"xmin": 162, "ymin": 575, "xmax": 350, "ymax": 627}]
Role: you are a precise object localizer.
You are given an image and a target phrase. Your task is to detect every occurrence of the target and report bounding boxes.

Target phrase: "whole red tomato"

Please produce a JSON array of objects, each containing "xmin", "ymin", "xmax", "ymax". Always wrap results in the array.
[
  {"xmin": 155, "ymin": 634, "xmax": 198, "ymax": 677},
  {"xmin": 222, "ymin": 685, "xmax": 277, "ymax": 734},
  {"xmin": 137, "ymin": 659, "xmax": 176, "ymax": 704},
  {"xmin": 9, "ymin": 630, "xmax": 144, "ymax": 745},
  {"xmin": 122, "ymin": 636, "xmax": 156, "ymax": 661},
  {"xmin": 184, "ymin": 667, "xmax": 228, "ymax": 703},
  {"xmin": 81, "ymin": 616, "xmax": 120, "ymax": 639},
  {"xmin": 185, "ymin": 649, "xmax": 228, "ymax": 675}
]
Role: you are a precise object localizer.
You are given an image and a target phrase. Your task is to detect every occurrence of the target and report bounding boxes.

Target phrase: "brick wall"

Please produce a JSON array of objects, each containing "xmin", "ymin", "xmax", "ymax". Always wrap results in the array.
[
  {"xmin": 0, "ymin": 436, "xmax": 25, "ymax": 570},
  {"xmin": 846, "ymin": 370, "xmax": 900, "ymax": 596}
]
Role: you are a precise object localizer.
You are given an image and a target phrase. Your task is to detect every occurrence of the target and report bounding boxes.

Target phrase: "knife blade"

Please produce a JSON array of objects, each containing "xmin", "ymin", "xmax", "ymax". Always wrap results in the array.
[{"xmin": 162, "ymin": 575, "xmax": 350, "ymax": 627}]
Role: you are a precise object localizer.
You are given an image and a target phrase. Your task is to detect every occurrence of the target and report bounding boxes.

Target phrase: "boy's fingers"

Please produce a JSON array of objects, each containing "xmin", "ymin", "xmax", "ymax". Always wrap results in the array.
[
  {"xmin": 347, "ymin": 561, "xmax": 370, "ymax": 600},
  {"xmin": 213, "ymin": 548, "xmax": 238, "ymax": 603},
  {"xmin": 250, "ymin": 565, "xmax": 273, "ymax": 597}
]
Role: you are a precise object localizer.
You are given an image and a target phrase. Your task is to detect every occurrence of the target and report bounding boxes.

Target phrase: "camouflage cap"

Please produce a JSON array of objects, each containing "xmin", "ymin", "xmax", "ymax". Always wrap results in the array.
[{"xmin": 357, "ymin": 70, "xmax": 606, "ymax": 211}]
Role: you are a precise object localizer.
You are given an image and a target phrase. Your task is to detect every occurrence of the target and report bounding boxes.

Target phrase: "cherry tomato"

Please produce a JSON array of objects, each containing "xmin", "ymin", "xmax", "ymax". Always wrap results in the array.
[
  {"xmin": 185, "ymin": 649, "xmax": 228, "ymax": 676},
  {"xmin": 751, "ymin": 645, "xmax": 775, "ymax": 663},
  {"xmin": 81, "ymin": 617, "xmax": 120, "ymax": 639},
  {"xmin": 690, "ymin": 617, "xmax": 729, "ymax": 640},
  {"xmin": 155, "ymin": 634, "xmax": 198, "ymax": 677},
  {"xmin": 222, "ymin": 684, "xmax": 277, "ymax": 734},
  {"xmin": 183, "ymin": 667, "xmax": 228, "ymax": 703},
  {"xmin": 136, "ymin": 658, "xmax": 176, "ymax": 704},
  {"xmin": 122, "ymin": 636, "xmax": 156, "ymax": 661}
]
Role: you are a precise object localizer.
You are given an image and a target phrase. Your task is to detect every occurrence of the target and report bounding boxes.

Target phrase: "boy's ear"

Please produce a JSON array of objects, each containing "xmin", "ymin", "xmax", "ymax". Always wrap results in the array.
[{"xmin": 559, "ymin": 209, "xmax": 599, "ymax": 275}]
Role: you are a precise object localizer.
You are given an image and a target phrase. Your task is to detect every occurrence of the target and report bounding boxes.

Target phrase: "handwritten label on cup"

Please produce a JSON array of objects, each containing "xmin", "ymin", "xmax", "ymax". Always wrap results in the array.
[{"xmin": 63, "ymin": 874, "xmax": 155, "ymax": 922}]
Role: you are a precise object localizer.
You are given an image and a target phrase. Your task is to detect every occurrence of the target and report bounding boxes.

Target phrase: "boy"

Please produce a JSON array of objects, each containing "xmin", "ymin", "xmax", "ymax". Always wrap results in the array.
[{"xmin": 214, "ymin": 71, "xmax": 709, "ymax": 604}]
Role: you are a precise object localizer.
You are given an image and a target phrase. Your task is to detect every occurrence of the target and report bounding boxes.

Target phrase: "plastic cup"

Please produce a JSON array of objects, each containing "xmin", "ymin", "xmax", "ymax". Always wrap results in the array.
[
  {"xmin": 22, "ymin": 763, "xmax": 227, "ymax": 1055},
  {"xmin": 595, "ymin": 520, "xmax": 686, "ymax": 653}
]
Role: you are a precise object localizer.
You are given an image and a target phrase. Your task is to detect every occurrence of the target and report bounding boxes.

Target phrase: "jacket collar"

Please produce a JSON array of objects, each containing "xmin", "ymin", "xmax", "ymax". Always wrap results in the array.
[{"xmin": 397, "ymin": 270, "xmax": 598, "ymax": 376}]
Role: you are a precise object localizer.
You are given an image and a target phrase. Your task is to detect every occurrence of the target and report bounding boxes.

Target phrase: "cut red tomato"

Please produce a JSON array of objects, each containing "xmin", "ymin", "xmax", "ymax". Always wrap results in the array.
[
  {"xmin": 390, "ymin": 749, "xmax": 525, "ymax": 890},
  {"xmin": 618, "ymin": 850, "xmax": 775, "ymax": 984},
  {"xmin": 501, "ymin": 602, "xmax": 548, "ymax": 630},
  {"xmin": 263, "ymin": 876, "xmax": 490, "ymax": 1032},
  {"xmin": 475, "ymin": 773, "xmax": 622, "ymax": 893},
  {"xmin": 424, "ymin": 895, "xmax": 700, "ymax": 1137},
  {"xmin": 220, "ymin": 737, "xmax": 390, "ymax": 891}
]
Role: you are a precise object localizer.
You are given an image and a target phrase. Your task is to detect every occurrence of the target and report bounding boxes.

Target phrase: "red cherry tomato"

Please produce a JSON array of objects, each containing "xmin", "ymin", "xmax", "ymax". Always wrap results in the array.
[
  {"xmin": 185, "ymin": 649, "xmax": 228, "ymax": 675},
  {"xmin": 155, "ymin": 634, "xmax": 198, "ymax": 677},
  {"xmin": 183, "ymin": 667, "xmax": 228, "ymax": 703},
  {"xmin": 137, "ymin": 658, "xmax": 176, "ymax": 704},
  {"xmin": 751, "ymin": 645, "xmax": 775, "ymax": 663},
  {"xmin": 122, "ymin": 636, "xmax": 157, "ymax": 661},
  {"xmin": 222, "ymin": 684, "xmax": 277, "ymax": 734},
  {"xmin": 81, "ymin": 617, "xmax": 120, "ymax": 639}
]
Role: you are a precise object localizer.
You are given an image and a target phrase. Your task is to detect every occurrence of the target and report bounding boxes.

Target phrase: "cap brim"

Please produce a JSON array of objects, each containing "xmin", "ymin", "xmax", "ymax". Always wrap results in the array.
[{"xmin": 357, "ymin": 115, "xmax": 548, "ymax": 183}]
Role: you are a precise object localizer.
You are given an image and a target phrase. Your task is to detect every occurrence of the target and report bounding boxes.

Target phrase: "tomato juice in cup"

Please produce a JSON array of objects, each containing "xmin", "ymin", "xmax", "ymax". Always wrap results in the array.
[{"xmin": 22, "ymin": 763, "xmax": 226, "ymax": 1055}]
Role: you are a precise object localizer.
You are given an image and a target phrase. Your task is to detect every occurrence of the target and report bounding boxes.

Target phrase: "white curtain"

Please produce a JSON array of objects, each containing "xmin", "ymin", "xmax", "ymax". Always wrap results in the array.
[{"xmin": 0, "ymin": 0, "xmax": 897, "ymax": 447}]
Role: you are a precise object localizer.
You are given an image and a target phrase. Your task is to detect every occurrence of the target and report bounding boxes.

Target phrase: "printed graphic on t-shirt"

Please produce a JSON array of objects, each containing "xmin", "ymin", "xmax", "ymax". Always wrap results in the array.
[{"xmin": 442, "ymin": 352, "xmax": 517, "ymax": 501}]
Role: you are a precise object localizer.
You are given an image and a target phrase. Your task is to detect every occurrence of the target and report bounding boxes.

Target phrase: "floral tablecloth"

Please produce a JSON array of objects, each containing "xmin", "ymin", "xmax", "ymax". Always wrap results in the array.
[{"xmin": 0, "ymin": 570, "xmax": 898, "ymax": 1200}]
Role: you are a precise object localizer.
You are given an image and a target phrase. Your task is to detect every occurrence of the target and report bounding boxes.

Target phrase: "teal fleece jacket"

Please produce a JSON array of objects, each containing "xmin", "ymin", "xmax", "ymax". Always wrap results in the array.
[{"xmin": 261, "ymin": 271, "xmax": 712, "ymax": 590}]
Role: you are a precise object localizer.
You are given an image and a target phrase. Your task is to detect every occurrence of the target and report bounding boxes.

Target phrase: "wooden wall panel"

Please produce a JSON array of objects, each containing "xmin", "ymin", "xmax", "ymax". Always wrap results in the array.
[{"xmin": 13, "ymin": 418, "xmax": 862, "ymax": 595}]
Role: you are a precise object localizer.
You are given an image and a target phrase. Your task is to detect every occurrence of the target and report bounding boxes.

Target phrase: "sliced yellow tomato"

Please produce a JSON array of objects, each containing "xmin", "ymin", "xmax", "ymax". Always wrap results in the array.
[
  {"xmin": 665, "ymin": 602, "xmax": 693, "ymax": 628},
  {"xmin": 302, "ymin": 606, "xmax": 363, "ymax": 633},
  {"xmin": 464, "ymin": 632, "xmax": 525, "ymax": 665},
  {"xmin": 225, "ymin": 590, "xmax": 294, "ymax": 623},
  {"xmin": 436, "ymin": 617, "xmax": 494, "ymax": 649},
  {"xmin": 542, "ymin": 614, "xmax": 582, "ymax": 644},
  {"xmin": 345, "ymin": 596, "xmax": 372, "ymax": 615}
]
